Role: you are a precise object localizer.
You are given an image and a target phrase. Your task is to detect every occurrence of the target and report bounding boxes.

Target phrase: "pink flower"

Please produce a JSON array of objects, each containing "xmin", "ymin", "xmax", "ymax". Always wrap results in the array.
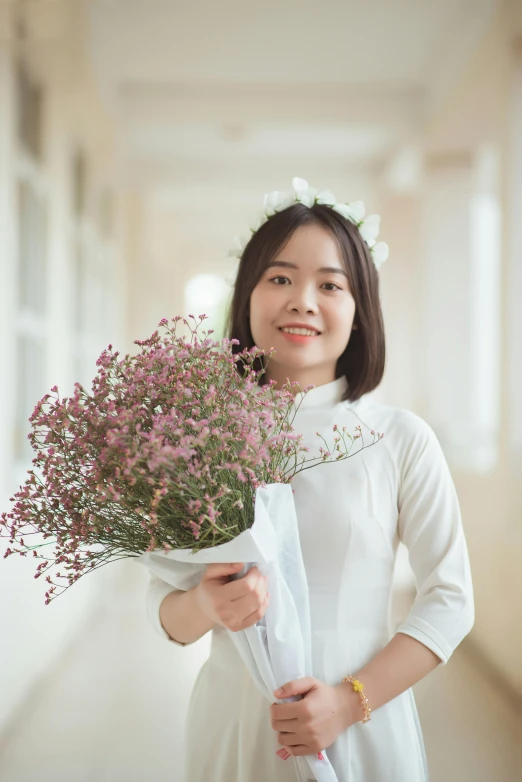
[{"xmin": 2, "ymin": 315, "xmax": 383, "ymax": 604}]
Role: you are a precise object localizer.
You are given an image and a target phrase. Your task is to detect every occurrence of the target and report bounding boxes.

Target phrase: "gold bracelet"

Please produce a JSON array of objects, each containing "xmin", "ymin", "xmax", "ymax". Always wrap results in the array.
[{"xmin": 342, "ymin": 675, "xmax": 372, "ymax": 724}]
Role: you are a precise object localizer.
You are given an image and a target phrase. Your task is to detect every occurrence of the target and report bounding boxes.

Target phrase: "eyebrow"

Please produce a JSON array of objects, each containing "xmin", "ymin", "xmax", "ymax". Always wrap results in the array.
[{"xmin": 266, "ymin": 260, "xmax": 348, "ymax": 278}]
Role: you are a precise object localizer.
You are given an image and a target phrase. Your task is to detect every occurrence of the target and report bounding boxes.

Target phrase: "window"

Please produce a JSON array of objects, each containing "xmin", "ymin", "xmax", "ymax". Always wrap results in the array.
[
  {"xmin": 13, "ymin": 64, "xmax": 47, "ymax": 464},
  {"xmin": 16, "ymin": 61, "xmax": 42, "ymax": 160},
  {"xmin": 70, "ymin": 152, "xmax": 118, "ymax": 385},
  {"xmin": 420, "ymin": 147, "xmax": 501, "ymax": 473},
  {"xmin": 72, "ymin": 148, "xmax": 87, "ymax": 218},
  {"xmin": 17, "ymin": 179, "xmax": 47, "ymax": 313},
  {"xmin": 98, "ymin": 187, "xmax": 113, "ymax": 240},
  {"xmin": 468, "ymin": 156, "xmax": 501, "ymax": 471},
  {"xmin": 184, "ymin": 273, "xmax": 232, "ymax": 340},
  {"xmin": 14, "ymin": 332, "xmax": 46, "ymax": 461},
  {"xmin": 507, "ymin": 47, "xmax": 522, "ymax": 463}
]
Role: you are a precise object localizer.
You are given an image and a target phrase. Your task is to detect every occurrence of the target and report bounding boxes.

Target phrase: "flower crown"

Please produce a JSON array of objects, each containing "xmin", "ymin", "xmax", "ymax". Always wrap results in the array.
[{"xmin": 228, "ymin": 177, "xmax": 389, "ymax": 271}]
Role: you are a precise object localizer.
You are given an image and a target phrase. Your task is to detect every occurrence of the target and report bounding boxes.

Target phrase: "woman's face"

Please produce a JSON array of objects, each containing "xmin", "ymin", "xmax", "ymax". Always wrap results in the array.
[{"xmin": 249, "ymin": 222, "xmax": 357, "ymax": 389}]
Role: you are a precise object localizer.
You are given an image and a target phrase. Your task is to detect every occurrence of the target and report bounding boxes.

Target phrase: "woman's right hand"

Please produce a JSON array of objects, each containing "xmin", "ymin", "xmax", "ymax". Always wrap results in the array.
[{"xmin": 194, "ymin": 562, "xmax": 270, "ymax": 633}]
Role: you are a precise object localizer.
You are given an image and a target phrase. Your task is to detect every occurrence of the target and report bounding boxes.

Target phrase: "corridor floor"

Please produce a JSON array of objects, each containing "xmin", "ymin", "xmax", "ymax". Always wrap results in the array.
[{"xmin": 1, "ymin": 563, "xmax": 521, "ymax": 782}]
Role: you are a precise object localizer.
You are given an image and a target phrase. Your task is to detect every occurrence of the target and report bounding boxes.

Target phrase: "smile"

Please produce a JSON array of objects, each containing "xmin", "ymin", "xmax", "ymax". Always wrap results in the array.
[{"xmin": 279, "ymin": 327, "xmax": 320, "ymax": 336}]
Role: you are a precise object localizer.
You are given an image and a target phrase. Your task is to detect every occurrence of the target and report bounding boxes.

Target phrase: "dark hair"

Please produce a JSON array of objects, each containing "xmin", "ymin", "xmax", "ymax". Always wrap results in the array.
[{"xmin": 226, "ymin": 203, "xmax": 386, "ymax": 402}]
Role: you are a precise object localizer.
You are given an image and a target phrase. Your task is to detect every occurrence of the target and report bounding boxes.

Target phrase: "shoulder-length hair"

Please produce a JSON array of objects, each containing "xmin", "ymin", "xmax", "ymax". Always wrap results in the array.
[{"xmin": 225, "ymin": 203, "xmax": 386, "ymax": 402}]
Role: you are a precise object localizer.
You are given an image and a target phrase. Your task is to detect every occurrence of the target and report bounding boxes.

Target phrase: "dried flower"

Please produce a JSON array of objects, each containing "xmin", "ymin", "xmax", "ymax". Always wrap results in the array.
[{"xmin": 1, "ymin": 316, "xmax": 384, "ymax": 602}]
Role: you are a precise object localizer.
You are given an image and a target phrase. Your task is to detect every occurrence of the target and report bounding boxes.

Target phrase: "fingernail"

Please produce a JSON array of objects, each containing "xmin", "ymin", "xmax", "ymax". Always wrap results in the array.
[
  {"xmin": 317, "ymin": 751, "xmax": 325, "ymax": 760},
  {"xmin": 276, "ymin": 748, "xmax": 287, "ymax": 759}
]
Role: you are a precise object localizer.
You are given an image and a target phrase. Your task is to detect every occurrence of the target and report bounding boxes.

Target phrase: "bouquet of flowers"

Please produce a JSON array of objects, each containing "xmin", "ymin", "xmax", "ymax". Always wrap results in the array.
[{"xmin": 1, "ymin": 315, "xmax": 383, "ymax": 782}]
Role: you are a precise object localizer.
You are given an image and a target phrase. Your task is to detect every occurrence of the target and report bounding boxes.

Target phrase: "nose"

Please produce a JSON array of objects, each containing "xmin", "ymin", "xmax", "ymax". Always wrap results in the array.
[{"xmin": 285, "ymin": 282, "xmax": 319, "ymax": 315}]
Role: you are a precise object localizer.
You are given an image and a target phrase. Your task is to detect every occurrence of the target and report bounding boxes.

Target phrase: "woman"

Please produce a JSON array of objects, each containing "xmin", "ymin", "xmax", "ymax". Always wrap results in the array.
[{"xmin": 145, "ymin": 178, "xmax": 475, "ymax": 781}]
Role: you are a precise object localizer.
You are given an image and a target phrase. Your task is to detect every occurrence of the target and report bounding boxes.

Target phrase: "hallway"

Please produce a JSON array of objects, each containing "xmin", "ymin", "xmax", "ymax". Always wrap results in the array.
[
  {"xmin": 2, "ymin": 2, "xmax": 522, "ymax": 780},
  {"xmin": 1, "ymin": 564, "xmax": 521, "ymax": 782}
]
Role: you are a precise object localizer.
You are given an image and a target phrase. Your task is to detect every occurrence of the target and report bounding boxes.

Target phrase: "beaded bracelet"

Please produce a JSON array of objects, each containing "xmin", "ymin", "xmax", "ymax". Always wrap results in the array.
[{"xmin": 342, "ymin": 675, "xmax": 372, "ymax": 723}]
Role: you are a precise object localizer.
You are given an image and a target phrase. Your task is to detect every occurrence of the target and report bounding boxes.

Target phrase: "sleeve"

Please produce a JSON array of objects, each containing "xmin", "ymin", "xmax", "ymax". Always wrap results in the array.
[
  {"xmin": 395, "ymin": 413, "xmax": 475, "ymax": 665},
  {"xmin": 145, "ymin": 574, "xmax": 189, "ymax": 647}
]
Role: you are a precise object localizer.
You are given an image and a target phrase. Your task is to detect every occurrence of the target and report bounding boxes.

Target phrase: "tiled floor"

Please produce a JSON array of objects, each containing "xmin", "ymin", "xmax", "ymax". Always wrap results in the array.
[{"xmin": 0, "ymin": 562, "xmax": 521, "ymax": 782}]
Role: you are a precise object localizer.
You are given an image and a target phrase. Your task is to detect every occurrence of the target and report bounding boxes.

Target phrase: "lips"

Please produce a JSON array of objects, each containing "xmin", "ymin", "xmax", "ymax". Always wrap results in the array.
[{"xmin": 278, "ymin": 329, "xmax": 320, "ymax": 345}]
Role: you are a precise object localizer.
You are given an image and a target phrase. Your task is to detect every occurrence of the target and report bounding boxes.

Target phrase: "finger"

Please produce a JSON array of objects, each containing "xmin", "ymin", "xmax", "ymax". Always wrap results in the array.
[
  {"xmin": 203, "ymin": 562, "xmax": 244, "ymax": 580},
  {"xmin": 270, "ymin": 701, "xmax": 303, "ymax": 719},
  {"xmin": 272, "ymin": 718, "xmax": 299, "ymax": 731},
  {"xmin": 278, "ymin": 733, "xmax": 301, "ymax": 748},
  {"xmin": 225, "ymin": 567, "xmax": 266, "ymax": 600},
  {"xmin": 274, "ymin": 677, "xmax": 316, "ymax": 698},
  {"xmin": 285, "ymin": 745, "xmax": 310, "ymax": 757},
  {"xmin": 233, "ymin": 593, "xmax": 269, "ymax": 630},
  {"xmin": 229, "ymin": 591, "xmax": 263, "ymax": 617}
]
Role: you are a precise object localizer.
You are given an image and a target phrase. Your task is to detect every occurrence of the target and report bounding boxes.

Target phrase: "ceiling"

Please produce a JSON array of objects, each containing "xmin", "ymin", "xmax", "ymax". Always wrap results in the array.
[
  {"xmin": 88, "ymin": 0, "xmax": 493, "ymax": 87},
  {"xmin": 85, "ymin": 0, "xmax": 498, "ymax": 190},
  {"xmin": 82, "ymin": 0, "xmax": 500, "ymax": 249}
]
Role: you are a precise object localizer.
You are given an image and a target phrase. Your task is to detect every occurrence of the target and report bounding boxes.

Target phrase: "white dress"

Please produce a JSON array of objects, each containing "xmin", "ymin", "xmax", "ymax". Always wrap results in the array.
[{"xmin": 146, "ymin": 376, "xmax": 475, "ymax": 782}]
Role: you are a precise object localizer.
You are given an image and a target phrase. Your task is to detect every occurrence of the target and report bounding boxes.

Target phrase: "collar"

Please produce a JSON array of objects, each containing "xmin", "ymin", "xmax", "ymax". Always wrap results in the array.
[{"xmin": 293, "ymin": 375, "xmax": 350, "ymax": 410}]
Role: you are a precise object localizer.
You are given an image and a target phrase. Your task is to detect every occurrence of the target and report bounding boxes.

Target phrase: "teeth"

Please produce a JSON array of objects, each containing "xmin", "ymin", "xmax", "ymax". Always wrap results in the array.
[{"xmin": 281, "ymin": 327, "xmax": 318, "ymax": 336}]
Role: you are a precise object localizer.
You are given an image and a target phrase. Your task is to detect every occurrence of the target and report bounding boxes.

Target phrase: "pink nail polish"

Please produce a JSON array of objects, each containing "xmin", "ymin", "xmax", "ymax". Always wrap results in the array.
[
  {"xmin": 317, "ymin": 751, "xmax": 325, "ymax": 760},
  {"xmin": 276, "ymin": 748, "xmax": 287, "ymax": 759}
]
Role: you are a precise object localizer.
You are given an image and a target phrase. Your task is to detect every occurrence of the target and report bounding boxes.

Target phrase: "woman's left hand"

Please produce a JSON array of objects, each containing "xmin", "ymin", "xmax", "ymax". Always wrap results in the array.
[{"xmin": 270, "ymin": 677, "xmax": 354, "ymax": 757}]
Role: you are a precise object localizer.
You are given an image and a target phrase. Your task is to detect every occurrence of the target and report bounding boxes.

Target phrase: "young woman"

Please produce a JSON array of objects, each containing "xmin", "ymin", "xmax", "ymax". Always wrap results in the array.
[{"xmin": 146, "ymin": 179, "xmax": 475, "ymax": 782}]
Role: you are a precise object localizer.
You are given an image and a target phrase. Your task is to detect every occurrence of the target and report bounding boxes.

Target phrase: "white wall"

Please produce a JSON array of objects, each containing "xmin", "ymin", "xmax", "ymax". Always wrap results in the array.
[
  {"xmin": 0, "ymin": 19, "xmax": 128, "ymax": 735},
  {"xmin": 406, "ymin": 7, "xmax": 522, "ymax": 695}
]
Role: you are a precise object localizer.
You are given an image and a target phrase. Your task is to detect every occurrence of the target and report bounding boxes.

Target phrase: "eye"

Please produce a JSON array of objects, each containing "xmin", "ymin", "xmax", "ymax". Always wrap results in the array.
[{"xmin": 268, "ymin": 276, "xmax": 343, "ymax": 291}]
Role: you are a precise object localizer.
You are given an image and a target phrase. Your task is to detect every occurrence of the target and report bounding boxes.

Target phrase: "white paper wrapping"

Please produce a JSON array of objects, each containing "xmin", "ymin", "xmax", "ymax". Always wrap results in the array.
[{"xmin": 136, "ymin": 482, "xmax": 339, "ymax": 782}]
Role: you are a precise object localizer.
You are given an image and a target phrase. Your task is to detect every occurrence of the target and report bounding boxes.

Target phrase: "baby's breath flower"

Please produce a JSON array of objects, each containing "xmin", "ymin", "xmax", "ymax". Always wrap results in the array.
[{"xmin": 1, "ymin": 315, "xmax": 384, "ymax": 604}]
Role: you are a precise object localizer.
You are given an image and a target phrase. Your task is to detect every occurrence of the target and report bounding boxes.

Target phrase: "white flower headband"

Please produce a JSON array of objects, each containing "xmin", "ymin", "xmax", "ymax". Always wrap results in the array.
[{"xmin": 228, "ymin": 177, "xmax": 389, "ymax": 271}]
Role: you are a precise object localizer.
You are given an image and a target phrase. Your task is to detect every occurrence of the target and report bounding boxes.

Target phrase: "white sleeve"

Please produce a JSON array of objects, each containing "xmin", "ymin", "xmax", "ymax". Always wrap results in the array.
[
  {"xmin": 145, "ymin": 574, "xmax": 188, "ymax": 647},
  {"xmin": 395, "ymin": 413, "xmax": 475, "ymax": 664}
]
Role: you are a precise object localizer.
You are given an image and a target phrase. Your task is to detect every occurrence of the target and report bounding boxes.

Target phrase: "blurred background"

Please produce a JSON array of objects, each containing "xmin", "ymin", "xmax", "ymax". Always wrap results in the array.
[{"xmin": 1, "ymin": 0, "xmax": 522, "ymax": 780}]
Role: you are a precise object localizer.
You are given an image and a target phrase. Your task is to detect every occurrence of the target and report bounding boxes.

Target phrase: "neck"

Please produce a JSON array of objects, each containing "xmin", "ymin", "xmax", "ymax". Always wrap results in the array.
[{"xmin": 263, "ymin": 364, "xmax": 337, "ymax": 395}]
